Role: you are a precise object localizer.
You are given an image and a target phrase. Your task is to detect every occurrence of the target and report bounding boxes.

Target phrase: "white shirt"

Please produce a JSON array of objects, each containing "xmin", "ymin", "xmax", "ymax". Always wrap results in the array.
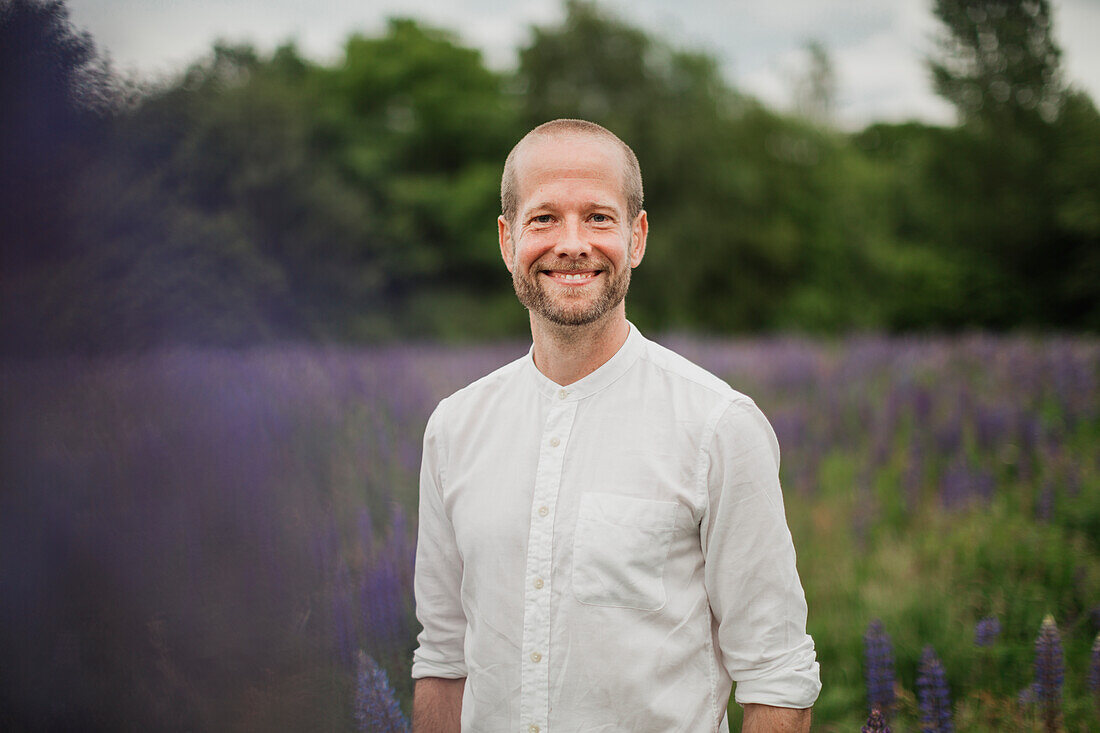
[{"xmin": 412, "ymin": 323, "xmax": 820, "ymax": 732}]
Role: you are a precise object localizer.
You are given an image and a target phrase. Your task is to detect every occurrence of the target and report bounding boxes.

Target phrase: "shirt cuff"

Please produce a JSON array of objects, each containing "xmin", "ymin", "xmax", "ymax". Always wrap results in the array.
[
  {"xmin": 411, "ymin": 653, "xmax": 468, "ymax": 680},
  {"xmin": 733, "ymin": 661, "xmax": 821, "ymax": 709}
]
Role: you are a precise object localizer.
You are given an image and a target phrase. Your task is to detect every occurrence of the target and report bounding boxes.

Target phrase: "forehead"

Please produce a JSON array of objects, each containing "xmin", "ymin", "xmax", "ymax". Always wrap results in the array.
[{"xmin": 513, "ymin": 134, "xmax": 626, "ymax": 207}]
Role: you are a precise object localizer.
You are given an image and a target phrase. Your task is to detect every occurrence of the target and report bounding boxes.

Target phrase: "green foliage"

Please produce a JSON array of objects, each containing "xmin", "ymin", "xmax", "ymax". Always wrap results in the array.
[
  {"xmin": 117, "ymin": 21, "xmax": 525, "ymax": 344},
  {"xmin": 793, "ymin": 40, "xmax": 837, "ymax": 125},
  {"xmin": 319, "ymin": 20, "xmax": 523, "ymax": 337},
  {"xmin": 915, "ymin": 0, "xmax": 1100, "ymax": 331},
  {"xmin": 4, "ymin": 0, "xmax": 1100, "ymax": 353},
  {"xmin": 516, "ymin": 1, "xmax": 938, "ymax": 334},
  {"xmin": 1, "ymin": 0, "xmax": 120, "ymax": 349},
  {"xmin": 929, "ymin": 0, "xmax": 1064, "ymax": 130}
]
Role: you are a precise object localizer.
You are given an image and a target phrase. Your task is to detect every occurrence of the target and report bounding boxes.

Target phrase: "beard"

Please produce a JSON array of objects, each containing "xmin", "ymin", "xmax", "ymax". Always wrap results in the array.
[{"xmin": 512, "ymin": 257, "xmax": 631, "ymax": 326}]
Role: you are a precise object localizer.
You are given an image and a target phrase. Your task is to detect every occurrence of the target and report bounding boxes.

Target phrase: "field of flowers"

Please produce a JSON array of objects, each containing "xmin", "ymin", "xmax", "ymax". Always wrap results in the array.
[{"xmin": 2, "ymin": 335, "xmax": 1098, "ymax": 731}]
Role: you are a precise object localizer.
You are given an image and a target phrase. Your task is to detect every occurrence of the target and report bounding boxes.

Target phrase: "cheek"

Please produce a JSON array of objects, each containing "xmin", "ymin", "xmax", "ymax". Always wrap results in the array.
[
  {"xmin": 595, "ymin": 232, "xmax": 631, "ymax": 260},
  {"xmin": 515, "ymin": 236, "xmax": 553, "ymax": 268}
]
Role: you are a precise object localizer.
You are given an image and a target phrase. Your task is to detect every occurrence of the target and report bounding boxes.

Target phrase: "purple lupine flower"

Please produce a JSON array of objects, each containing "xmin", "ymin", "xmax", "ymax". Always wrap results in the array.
[
  {"xmin": 361, "ymin": 551, "xmax": 404, "ymax": 647},
  {"xmin": 1033, "ymin": 615, "xmax": 1065, "ymax": 732},
  {"xmin": 939, "ymin": 457, "xmax": 994, "ymax": 510},
  {"xmin": 863, "ymin": 620, "xmax": 896, "ymax": 717},
  {"xmin": 862, "ymin": 707, "xmax": 891, "ymax": 733},
  {"xmin": 354, "ymin": 650, "xmax": 410, "ymax": 733},
  {"xmin": 917, "ymin": 646, "xmax": 953, "ymax": 733},
  {"xmin": 974, "ymin": 616, "xmax": 1001, "ymax": 647}
]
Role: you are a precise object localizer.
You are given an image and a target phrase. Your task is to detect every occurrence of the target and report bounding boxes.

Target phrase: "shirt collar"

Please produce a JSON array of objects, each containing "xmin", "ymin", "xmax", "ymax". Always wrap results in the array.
[{"xmin": 525, "ymin": 321, "xmax": 645, "ymax": 402}]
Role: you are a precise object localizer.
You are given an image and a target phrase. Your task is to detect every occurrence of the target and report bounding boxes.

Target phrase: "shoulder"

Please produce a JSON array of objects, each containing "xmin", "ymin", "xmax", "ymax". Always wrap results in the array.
[
  {"xmin": 634, "ymin": 335, "xmax": 777, "ymax": 454},
  {"xmin": 636, "ymin": 335, "xmax": 754, "ymax": 408},
  {"xmin": 428, "ymin": 353, "xmax": 529, "ymax": 429}
]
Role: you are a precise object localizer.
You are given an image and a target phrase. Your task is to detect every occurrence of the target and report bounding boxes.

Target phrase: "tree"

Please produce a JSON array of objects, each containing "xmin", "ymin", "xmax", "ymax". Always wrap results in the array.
[
  {"xmin": 929, "ymin": 0, "xmax": 1064, "ymax": 131},
  {"xmin": 926, "ymin": 0, "xmax": 1099, "ymax": 328},
  {"xmin": 793, "ymin": 40, "xmax": 837, "ymax": 126},
  {"xmin": 322, "ymin": 19, "xmax": 523, "ymax": 337},
  {"xmin": 0, "ymin": 0, "xmax": 118, "ymax": 270},
  {"xmin": 517, "ymin": 1, "xmax": 913, "ymax": 333},
  {"xmin": 120, "ymin": 21, "xmax": 524, "ymax": 344}
]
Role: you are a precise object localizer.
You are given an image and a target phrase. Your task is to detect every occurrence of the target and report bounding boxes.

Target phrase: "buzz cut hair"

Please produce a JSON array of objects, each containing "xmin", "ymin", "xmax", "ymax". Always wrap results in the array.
[{"xmin": 500, "ymin": 119, "xmax": 643, "ymax": 228}]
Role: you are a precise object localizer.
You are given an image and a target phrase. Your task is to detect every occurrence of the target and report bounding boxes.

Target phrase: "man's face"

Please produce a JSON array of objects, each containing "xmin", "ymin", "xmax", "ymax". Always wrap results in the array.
[{"xmin": 498, "ymin": 134, "xmax": 647, "ymax": 327}]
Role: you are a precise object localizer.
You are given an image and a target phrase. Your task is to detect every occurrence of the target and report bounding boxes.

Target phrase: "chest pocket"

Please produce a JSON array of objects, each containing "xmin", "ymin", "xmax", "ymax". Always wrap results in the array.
[{"xmin": 572, "ymin": 492, "xmax": 678, "ymax": 611}]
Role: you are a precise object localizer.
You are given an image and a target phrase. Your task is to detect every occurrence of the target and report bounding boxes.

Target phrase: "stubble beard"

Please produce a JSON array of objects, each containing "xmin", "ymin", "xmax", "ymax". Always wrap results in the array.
[{"xmin": 512, "ymin": 259, "xmax": 631, "ymax": 327}]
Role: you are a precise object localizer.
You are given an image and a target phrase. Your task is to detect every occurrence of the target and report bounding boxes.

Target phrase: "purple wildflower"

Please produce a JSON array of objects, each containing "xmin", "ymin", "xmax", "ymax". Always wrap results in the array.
[
  {"xmin": 939, "ymin": 457, "xmax": 994, "ymax": 510},
  {"xmin": 863, "ymin": 619, "xmax": 896, "ymax": 717},
  {"xmin": 1033, "ymin": 615, "xmax": 1064, "ymax": 732},
  {"xmin": 862, "ymin": 707, "xmax": 891, "ymax": 733},
  {"xmin": 361, "ymin": 551, "xmax": 405, "ymax": 647},
  {"xmin": 917, "ymin": 646, "xmax": 953, "ymax": 733},
  {"xmin": 354, "ymin": 650, "xmax": 410, "ymax": 733},
  {"xmin": 974, "ymin": 616, "xmax": 1001, "ymax": 647}
]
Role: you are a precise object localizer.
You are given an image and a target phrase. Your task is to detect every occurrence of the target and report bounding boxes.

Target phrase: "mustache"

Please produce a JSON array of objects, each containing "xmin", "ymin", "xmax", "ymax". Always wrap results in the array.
[{"xmin": 534, "ymin": 260, "xmax": 608, "ymax": 272}]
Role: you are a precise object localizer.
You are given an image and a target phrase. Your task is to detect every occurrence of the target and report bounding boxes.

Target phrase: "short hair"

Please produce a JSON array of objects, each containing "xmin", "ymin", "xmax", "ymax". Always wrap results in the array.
[{"xmin": 500, "ymin": 119, "xmax": 643, "ymax": 227}]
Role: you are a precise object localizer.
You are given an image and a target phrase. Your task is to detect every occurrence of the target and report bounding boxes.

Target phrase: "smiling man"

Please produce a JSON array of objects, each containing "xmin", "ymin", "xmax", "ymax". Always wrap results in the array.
[{"xmin": 411, "ymin": 119, "xmax": 820, "ymax": 732}]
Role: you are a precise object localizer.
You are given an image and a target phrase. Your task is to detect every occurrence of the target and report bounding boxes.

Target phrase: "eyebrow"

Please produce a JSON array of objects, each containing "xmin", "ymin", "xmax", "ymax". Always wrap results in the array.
[
  {"xmin": 522, "ymin": 202, "xmax": 556, "ymax": 216},
  {"xmin": 522, "ymin": 201, "xmax": 621, "ymax": 217}
]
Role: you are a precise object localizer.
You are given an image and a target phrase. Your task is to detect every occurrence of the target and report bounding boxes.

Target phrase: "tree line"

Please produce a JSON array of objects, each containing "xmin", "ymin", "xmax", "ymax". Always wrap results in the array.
[{"xmin": 2, "ymin": 0, "xmax": 1098, "ymax": 354}]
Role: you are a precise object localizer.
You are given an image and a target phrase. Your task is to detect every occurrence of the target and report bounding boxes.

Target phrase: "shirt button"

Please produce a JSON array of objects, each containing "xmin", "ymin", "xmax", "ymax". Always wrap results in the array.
[
  {"xmin": 549, "ymin": 437, "xmax": 560, "ymax": 447},
  {"xmin": 530, "ymin": 651, "xmax": 542, "ymax": 663},
  {"xmin": 558, "ymin": 389, "xmax": 568, "ymax": 400},
  {"xmin": 538, "ymin": 506, "xmax": 549, "ymax": 517},
  {"xmin": 533, "ymin": 578, "xmax": 544, "ymax": 589},
  {"xmin": 529, "ymin": 726, "xmax": 540, "ymax": 733}
]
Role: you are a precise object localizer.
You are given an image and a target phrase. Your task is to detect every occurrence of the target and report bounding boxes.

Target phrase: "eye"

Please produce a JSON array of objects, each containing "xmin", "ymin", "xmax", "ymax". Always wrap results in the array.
[
  {"xmin": 591, "ymin": 213, "xmax": 611, "ymax": 223},
  {"xmin": 532, "ymin": 214, "xmax": 553, "ymax": 224}
]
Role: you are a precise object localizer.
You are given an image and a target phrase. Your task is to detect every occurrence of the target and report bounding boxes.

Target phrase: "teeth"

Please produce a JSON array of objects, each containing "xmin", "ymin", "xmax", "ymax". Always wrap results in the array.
[{"xmin": 555, "ymin": 272, "xmax": 595, "ymax": 280}]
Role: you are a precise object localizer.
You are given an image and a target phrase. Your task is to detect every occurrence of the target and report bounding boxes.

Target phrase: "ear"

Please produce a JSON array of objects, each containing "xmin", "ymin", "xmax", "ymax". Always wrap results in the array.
[
  {"xmin": 629, "ymin": 210, "xmax": 648, "ymax": 268},
  {"xmin": 498, "ymin": 215, "xmax": 514, "ymax": 273}
]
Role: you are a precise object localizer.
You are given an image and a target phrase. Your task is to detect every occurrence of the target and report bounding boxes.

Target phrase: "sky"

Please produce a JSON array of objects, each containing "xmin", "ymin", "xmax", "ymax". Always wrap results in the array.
[{"xmin": 67, "ymin": 0, "xmax": 1100, "ymax": 130}]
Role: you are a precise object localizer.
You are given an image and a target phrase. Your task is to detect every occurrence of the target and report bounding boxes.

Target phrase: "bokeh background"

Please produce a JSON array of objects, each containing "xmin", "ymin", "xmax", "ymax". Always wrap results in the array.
[{"xmin": 1, "ymin": 0, "xmax": 1098, "ymax": 730}]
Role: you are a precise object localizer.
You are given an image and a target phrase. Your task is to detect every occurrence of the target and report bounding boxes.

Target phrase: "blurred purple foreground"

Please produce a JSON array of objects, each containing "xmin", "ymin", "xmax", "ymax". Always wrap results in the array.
[{"xmin": 1, "ymin": 334, "xmax": 1096, "ymax": 730}]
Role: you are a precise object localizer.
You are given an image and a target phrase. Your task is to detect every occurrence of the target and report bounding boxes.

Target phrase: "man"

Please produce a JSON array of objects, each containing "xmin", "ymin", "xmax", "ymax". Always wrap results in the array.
[{"xmin": 411, "ymin": 119, "xmax": 820, "ymax": 732}]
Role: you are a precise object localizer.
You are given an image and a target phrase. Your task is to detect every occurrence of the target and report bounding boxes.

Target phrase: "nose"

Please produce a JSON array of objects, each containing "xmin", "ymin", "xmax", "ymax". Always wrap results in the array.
[{"xmin": 553, "ymin": 217, "xmax": 591, "ymax": 259}]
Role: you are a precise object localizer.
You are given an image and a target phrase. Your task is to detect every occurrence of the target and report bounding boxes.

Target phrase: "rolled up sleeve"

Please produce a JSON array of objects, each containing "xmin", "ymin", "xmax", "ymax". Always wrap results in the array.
[
  {"xmin": 411, "ymin": 400, "xmax": 468, "ymax": 680},
  {"xmin": 699, "ymin": 398, "xmax": 821, "ymax": 708}
]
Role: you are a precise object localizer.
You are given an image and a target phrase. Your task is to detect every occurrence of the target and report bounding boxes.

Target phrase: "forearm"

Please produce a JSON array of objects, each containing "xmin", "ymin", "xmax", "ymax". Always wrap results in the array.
[
  {"xmin": 412, "ymin": 677, "xmax": 465, "ymax": 733},
  {"xmin": 742, "ymin": 703, "xmax": 811, "ymax": 733}
]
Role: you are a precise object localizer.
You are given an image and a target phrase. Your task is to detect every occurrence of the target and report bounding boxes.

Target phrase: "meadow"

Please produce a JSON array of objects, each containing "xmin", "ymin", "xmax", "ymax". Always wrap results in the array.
[{"xmin": 2, "ymin": 334, "xmax": 1098, "ymax": 731}]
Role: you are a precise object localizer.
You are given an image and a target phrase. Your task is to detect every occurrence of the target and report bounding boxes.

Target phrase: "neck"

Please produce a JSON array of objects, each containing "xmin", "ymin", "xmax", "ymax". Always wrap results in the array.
[{"xmin": 529, "ymin": 307, "xmax": 630, "ymax": 386}]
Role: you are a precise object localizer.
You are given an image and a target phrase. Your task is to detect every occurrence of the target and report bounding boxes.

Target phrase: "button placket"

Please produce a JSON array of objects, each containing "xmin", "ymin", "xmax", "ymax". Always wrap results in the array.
[{"xmin": 519, "ymin": 398, "xmax": 577, "ymax": 733}]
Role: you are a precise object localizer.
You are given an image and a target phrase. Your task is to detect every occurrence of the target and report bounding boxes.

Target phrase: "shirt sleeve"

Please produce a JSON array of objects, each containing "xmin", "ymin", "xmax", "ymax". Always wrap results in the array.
[
  {"xmin": 699, "ymin": 397, "xmax": 821, "ymax": 708},
  {"xmin": 411, "ymin": 399, "xmax": 468, "ymax": 680}
]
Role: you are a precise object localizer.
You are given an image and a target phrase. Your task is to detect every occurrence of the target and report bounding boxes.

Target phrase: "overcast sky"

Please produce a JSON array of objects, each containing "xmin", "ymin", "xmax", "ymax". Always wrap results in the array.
[{"xmin": 67, "ymin": 0, "xmax": 1100, "ymax": 130}]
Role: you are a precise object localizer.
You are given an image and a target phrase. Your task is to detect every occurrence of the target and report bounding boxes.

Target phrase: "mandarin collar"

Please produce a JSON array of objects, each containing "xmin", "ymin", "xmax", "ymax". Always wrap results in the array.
[{"xmin": 525, "ymin": 321, "xmax": 645, "ymax": 402}]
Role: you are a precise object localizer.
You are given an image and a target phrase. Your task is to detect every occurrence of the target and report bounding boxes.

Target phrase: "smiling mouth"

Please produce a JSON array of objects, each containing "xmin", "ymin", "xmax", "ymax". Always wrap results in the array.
[{"xmin": 542, "ymin": 270, "xmax": 601, "ymax": 284}]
